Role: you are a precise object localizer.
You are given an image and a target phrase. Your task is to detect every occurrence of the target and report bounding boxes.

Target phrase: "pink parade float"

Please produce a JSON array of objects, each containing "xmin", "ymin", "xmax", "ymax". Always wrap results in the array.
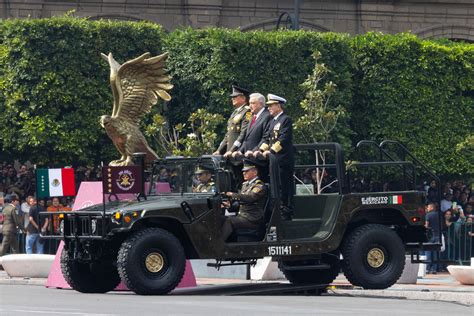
[{"xmin": 45, "ymin": 181, "xmax": 197, "ymax": 290}]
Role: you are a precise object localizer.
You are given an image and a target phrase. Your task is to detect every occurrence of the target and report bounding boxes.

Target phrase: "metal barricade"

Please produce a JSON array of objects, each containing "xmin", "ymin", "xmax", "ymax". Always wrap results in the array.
[
  {"xmin": 443, "ymin": 222, "xmax": 474, "ymax": 265},
  {"xmin": 13, "ymin": 232, "xmax": 61, "ymax": 255}
]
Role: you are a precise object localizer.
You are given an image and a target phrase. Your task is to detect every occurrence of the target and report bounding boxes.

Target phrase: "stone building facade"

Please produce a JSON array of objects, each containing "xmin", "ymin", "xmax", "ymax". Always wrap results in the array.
[{"xmin": 1, "ymin": 0, "xmax": 473, "ymax": 41}]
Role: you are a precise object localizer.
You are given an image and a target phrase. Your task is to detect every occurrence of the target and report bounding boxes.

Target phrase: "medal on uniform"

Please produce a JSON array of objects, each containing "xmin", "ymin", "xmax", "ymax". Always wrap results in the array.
[
  {"xmin": 245, "ymin": 112, "xmax": 252, "ymax": 121},
  {"xmin": 233, "ymin": 114, "xmax": 242, "ymax": 123},
  {"xmin": 274, "ymin": 123, "xmax": 281, "ymax": 131}
]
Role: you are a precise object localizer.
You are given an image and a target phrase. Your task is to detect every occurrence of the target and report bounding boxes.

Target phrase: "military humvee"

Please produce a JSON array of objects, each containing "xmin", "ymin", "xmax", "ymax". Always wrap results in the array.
[{"xmin": 41, "ymin": 141, "xmax": 440, "ymax": 295}]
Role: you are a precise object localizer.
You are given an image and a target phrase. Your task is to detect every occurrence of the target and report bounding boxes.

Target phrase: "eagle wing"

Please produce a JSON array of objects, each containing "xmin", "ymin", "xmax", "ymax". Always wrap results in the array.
[{"xmin": 114, "ymin": 52, "xmax": 173, "ymax": 124}]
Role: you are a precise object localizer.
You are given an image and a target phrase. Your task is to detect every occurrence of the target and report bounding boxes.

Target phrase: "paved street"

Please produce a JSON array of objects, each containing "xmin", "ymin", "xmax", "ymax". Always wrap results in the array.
[{"xmin": 0, "ymin": 284, "xmax": 472, "ymax": 316}]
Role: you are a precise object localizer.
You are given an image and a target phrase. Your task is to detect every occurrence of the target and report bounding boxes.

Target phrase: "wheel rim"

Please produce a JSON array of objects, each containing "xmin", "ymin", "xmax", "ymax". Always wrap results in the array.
[
  {"xmin": 145, "ymin": 252, "xmax": 165, "ymax": 273},
  {"xmin": 367, "ymin": 247, "xmax": 385, "ymax": 268}
]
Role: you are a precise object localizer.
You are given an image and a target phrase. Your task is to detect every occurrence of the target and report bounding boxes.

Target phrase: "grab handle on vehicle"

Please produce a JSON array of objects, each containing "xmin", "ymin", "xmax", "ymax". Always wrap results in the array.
[{"xmin": 181, "ymin": 201, "xmax": 195, "ymax": 221}]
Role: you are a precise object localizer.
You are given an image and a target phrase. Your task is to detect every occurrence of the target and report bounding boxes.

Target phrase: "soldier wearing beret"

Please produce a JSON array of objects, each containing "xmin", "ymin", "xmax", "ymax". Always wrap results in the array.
[
  {"xmin": 193, "ymin": 166, "xmax": 215, "ymax": 193},
  {"xmin": 213, "ymin": 85, "xmax": 251, "ymax": 158},
  {"xmin": 256, "ymin": 94, "xmax": 294, "ymax": 220},
  {"xmin": 0, "ymin": 194, "xmax": 22, "ymax": 256},
  {"xmin": 221, "ymin": 162, "xmax": 267, "ymax": 241}
]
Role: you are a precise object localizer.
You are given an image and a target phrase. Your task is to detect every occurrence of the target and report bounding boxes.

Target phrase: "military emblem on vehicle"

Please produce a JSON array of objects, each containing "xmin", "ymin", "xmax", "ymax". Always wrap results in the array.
[
  {"xmin": 117, "ymin": 170, "xmax": 135, "ymax": 191},
  {"xmin": 102, "ymin": 166, "xmax": 143, "ymax": 194}
]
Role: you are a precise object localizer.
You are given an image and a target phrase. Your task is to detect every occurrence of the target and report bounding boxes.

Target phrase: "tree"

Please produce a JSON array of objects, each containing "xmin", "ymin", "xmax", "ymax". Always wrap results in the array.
[
  {"xmin": 294, "ymin": 51, "xmax": 348, "ymax": 194},
  {"xmin": 146, "ymin": 108, "xmax": 224, "ymax": 157}
]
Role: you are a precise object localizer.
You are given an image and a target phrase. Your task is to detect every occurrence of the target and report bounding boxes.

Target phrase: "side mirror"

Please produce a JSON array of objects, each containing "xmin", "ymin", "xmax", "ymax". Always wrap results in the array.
[{"xmin": 216, "ymin": 170, "xmax": 232, "ymax": 193}]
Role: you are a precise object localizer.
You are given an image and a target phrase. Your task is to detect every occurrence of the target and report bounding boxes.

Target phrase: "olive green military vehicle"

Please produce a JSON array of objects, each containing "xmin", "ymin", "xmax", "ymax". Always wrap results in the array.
[{"xmin": 41, "ymin": 141, "xmax": 440, "ymax": 295}]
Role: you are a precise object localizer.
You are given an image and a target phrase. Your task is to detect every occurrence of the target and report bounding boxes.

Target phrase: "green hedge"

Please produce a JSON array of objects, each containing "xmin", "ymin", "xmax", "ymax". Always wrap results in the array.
[
  {"xmin": 1, "ymin": 18, "xmax": 473, "ymax": 176},
  {"xmin": 0, "ymin": 17, "xmax": 165, "ymax": 164},
  {"xmin": 163, "ymin": 28, "xmax": 354, "ymax": 147},
  {"xmin": 350, "ymin": 33, "xmax": 474, "ymax": 175}
]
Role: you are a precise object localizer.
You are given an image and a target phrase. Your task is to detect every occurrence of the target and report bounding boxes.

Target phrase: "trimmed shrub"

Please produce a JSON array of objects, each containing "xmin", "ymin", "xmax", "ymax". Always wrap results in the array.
[
  {"xmin": 350, "ymin": 32, "xmax": 474, "ymax": 175},
  {"xmin": 1, "ymin": 19, "xmax": 472, "ymax": 176},
  {"xmin": 163, "ymin": 28, "xmax": 354, "ymax": 147},
  {"xmin": 0, "ymin": 17, "xmax": 165, "ymax": 165}
]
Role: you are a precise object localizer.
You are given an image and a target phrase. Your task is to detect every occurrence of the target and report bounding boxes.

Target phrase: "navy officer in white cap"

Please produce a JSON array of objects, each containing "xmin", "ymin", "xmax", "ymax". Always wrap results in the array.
[{"xmin": 255, "ymin": 94, "xmax": 294, "ymax": 220}]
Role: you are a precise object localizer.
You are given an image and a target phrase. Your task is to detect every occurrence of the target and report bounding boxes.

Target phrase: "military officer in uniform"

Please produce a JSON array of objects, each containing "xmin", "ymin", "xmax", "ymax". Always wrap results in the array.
[
  {"xmin": 213, "ymin": 85, "xmax": 251, "ymax": 158},
  {"xmin": 193, "ymin": 165, "xmax": 216, "ymax": 193},
  {"xmin": 256, "ymin": 94, "xmax": 294, "ymax": 220},
  {"xmin": 221, "ymin": 162, "xmax": 267, "ymax": 241},
  {"xmin": 0, "ymin": 194, "xmax": 22, "ymax": 256}
]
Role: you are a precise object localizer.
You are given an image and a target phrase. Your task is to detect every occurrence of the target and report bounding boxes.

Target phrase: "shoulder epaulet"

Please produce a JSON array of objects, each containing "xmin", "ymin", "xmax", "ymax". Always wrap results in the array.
[
  {"xmin": 244, "ymin": 105, "xmax": 250, "ymax": 110},
  {"xmin": 209, "ymin": 182, "xmax": 215, "ymax": 185},
  {"xmin": 255, "ymin": 179, "xmax": 264, "ymax": 184}
]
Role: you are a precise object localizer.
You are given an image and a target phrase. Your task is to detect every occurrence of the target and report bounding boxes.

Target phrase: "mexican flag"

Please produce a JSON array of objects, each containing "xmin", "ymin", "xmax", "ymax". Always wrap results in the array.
[
  {"xmin": 389, "ymin": 195, "xmax": 403, "ymax": 204},
  {"xmin": 37, "ymin": 168, "xmax": 76, "ymax": 198}
]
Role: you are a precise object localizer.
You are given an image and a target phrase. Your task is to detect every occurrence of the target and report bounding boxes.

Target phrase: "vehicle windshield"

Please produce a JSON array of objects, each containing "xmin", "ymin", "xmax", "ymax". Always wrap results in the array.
[{"xmin": 146, "ymin": 157, "xmax": 218, "ymax": 195}]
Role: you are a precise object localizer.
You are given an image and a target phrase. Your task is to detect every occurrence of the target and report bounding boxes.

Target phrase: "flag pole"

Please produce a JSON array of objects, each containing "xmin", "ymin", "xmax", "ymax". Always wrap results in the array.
[{"xmin": 101, "ymin": 161, "xmax": 106, "ymax": 238}]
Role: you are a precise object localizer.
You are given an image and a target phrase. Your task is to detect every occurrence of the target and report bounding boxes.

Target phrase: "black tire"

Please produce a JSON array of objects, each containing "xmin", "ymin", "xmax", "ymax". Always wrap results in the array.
[
  {"xmin": 278, "ymin": 253, "xmax": 340, "ymax": 285},
  {"xmin": 117, "ymin": 228, "xmax": 186, "ymax": 295},
  {"xmin": 341, "ymin": 224, "xmax": 405, "ymax": 289},
  {"xmin": 60, "ymin": 249, "xmax": 121, "ymax": 293}
]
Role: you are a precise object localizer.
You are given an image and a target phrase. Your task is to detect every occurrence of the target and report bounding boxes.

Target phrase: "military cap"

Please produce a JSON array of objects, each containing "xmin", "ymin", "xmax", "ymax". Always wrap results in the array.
[
  {"xmin": 229, "ymin": 85, "xmax": 250, "ymax": 97},
  {"xmin": 266, "ymin": 93, "xmax": 287, "ymax": 105},
  {"xmin": 242, "ymin": 162, "xmax": 257, "ymax": 172},
  {"xmin": 4, "ymin": 193, "xmax": 19, "ymax": 203},
  {"xmin": 195, "ymin": 165, "xmax": 212, "ymax": 174}
]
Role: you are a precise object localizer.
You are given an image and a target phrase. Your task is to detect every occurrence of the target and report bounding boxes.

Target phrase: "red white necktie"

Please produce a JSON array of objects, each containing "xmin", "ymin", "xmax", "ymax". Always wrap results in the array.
[{"xmin": 250, "ymin": 115, "xmax": 257, "ymax": 128}]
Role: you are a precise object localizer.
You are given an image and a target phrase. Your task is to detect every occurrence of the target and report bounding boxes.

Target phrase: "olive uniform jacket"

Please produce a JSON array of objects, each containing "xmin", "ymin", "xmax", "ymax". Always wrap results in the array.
[
  {"xmin": 259, "ymin": 112, "xmax": 294, "ymax": 166},
  {"xmin": 2, "ymin": 204, "xmax": 21, "ymax": 234},
  {"xmin": 193, "ymin": 182, "xmax": 216, "ymax": 193},
  {"xmin": 217, "ymin": 104, "xmax": 251, "ymax": 154},
  {"xmin": 232, "ymin": 178, "xmax": 267, "ymax": 222}
]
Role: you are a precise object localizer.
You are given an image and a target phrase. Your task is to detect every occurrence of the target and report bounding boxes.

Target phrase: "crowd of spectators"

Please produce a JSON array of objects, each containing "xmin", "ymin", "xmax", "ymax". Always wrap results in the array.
[
  {"xmin": 423, "ymin": 180, "xmax": 474, "ymax": 273},
  {"xmin": 0, "ymin": 161, "xmax": 103, "ymax": 254}
]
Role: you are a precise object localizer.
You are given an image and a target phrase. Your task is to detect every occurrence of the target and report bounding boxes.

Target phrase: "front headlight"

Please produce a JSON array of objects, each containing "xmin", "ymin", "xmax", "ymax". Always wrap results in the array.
[
  {"xmin": 91, "ymin": 219, "xmax": 97, "ymax": 234},
  {"xmin": 59, "ymin": 220, "xmax": 64, "ymax": 234}
]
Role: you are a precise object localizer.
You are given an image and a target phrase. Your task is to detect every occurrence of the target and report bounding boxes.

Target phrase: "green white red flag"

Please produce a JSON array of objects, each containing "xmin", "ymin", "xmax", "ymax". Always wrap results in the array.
[
  {"xmin": 36, "ymin": 168, "xmax": 76, "ymax": 198},
  {"xmin": 389, "ymin": 195, "xmax": 403, "ymax": 204}
]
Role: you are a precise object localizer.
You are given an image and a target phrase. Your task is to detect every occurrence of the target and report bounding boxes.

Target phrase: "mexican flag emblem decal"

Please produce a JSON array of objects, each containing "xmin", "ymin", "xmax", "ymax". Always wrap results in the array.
[{"xmin": 389, "ymin": 195, "xmax": 403, "ymax": 204}]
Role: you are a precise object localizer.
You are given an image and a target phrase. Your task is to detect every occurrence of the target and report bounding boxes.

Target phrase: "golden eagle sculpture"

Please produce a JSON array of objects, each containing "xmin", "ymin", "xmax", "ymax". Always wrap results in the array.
[{"xmin": 100, "ymin": 52, "xmax": 173, "ymax": 166}]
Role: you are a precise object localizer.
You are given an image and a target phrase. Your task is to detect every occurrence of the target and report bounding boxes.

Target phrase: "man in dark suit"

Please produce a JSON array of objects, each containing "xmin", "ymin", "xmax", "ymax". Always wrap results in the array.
[
  {"xmin": 232, "ymin": 93, "xmax": 272, "ymax": 158},
  {"xmin": 256, "ymin": 94, "xmax": 294, "ymax": 220}
]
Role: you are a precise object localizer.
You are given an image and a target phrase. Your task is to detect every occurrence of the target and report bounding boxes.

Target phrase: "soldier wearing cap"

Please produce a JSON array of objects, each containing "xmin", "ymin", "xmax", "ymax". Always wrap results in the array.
[
  {"xmin": 0, "ymin": 194, "xmax": 22, "ymax": 256},
  {"xmin": 193, "ymin": 165, "xmax": 215, "ymax": 193},
  {"xmin": 213, "ymin": 85, "xmax": 251, "ymax": 157},
  {"xmin": 221, "ymin": 162, "xmax": 267, "ymax": 241},
  {"xmin": 256, "ymin": 93, "xmax": 294, "ymax": 220}
]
